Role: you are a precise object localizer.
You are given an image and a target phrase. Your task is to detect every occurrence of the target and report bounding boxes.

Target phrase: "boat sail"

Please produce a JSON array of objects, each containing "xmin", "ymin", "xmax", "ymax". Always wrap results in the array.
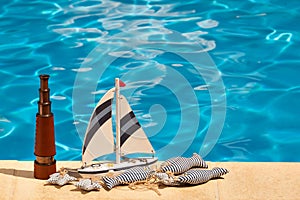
[{"xmin": 78, "ymin": 78, "xmax": 157, "ymax": 173}]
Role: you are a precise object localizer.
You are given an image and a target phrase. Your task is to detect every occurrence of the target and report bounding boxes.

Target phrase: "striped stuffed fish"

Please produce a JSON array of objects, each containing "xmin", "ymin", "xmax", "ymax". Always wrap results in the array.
[
  {"xmin": 178, "ymin": 167, "xmax": 229, "ymax": 184},
  {"xmin": 159, "ymin": 153, "xmax": 208, "ymax": 174},
  {"xmin": 75, "ymin": 179, "xmax": 102, "ymax": 191},
  {"xmin": 156, "ymin": 167, "xmax": 229, "ymax": 186},
  {"xmin": 102, "ymin": 166, "xmax": 153, "ymax": 190}
]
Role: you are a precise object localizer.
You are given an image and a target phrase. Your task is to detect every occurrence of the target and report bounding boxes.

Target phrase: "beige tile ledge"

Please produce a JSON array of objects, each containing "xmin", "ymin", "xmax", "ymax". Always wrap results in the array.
[{"xmin": 0, "ymin": 161, "xmax": 299, "ymax": 200}]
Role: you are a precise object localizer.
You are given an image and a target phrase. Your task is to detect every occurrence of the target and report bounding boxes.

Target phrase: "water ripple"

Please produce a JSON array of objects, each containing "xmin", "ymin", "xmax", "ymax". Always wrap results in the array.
[
  {"xmin": 0, "ymin": 117, "xmax": 15, "ymax": 139},
  {"xmin": 197, "ymin": 19, "xmax": 219, "ymax": 29},
  {"xmin": 0, "ymin": 0, "xmax": 299, "ymax": 161}
]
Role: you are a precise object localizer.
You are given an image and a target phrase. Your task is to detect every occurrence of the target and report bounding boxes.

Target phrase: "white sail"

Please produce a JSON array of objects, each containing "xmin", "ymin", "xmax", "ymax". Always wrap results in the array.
[
  {"xmin": 119, "ymin": 95, "xmax": 155, "ymax": 155},
  {"xmin": 82, "ymin": 88, "xmax": 115, "ymax": 164}
]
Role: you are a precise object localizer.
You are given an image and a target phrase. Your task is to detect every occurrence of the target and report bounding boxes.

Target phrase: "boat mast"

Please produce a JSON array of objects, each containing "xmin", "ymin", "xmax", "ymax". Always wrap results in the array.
[{"xmin": 115, "ymin": 78, "xmax": 121, "ymax": 164}]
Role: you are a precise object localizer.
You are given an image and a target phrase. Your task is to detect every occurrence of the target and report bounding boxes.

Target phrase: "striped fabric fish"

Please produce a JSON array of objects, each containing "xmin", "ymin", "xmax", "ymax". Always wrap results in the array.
[
  {"xmin": 47, "ymin": 173, "xmax": 77, "ymax": 186},
  {"xmin": 177, "ymin": 167, "xmax": 229, "ymax": 184},
  {"xmin": 157, "ymin": 167, "xmax": 228, "ymax": 186},
  {"xmin": 75, "ymin": 179, "xmax": 102, "ymax": 191},
  {"xmin": 159, "ymin": 153, "xmax": 208, "ymax": 174},
  {"xmin": 102, "ymin": 166, "xmax": 153, "ymax": 190}
]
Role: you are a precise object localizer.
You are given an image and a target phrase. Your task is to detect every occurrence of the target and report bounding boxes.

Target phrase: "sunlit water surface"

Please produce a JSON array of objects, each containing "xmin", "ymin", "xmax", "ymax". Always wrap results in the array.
[{"xmin": 0, "ymin": 0, "xmax": 299, "ymax": 161}]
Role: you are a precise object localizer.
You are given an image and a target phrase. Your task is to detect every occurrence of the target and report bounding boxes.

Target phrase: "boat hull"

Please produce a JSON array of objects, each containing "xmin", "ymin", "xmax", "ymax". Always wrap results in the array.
[{"xmin": 78, "ymin": 157, "xmax": 158, "ymax": 174}]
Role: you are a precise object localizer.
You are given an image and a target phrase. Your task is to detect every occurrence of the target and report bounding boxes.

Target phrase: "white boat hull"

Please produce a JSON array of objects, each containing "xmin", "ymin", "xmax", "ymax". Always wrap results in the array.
[{"xmin": 78, "ymin": 157, "xmax": 158, "ymax": 174}]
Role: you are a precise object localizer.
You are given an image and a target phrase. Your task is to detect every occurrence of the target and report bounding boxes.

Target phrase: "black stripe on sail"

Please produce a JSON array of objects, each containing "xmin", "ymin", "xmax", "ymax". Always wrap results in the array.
[
  {"xmin": 120, "ymin": 111, "xmax": 136, "ymax": 127},
  {"xmin": 94, "ymin": 99, "xmax": 112, "ymax": 118},
  {"xmin": 120, "ymin": 111, "xmax": 141, "ymax": 146},
  {"xmin": 83, "ymin": 99, "xmax": 112, "ymax": 155}
]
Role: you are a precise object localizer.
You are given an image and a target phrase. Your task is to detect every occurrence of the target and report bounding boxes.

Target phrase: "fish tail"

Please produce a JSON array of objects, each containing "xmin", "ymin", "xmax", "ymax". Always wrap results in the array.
[
  {"xmin": 102, "ymin": 176, "xmax": 119, "ymax": 190},
  {"xmin": 191, "ymin": 153, "xmax": 208, "ymax": 168},
  {"xmin": 211, "ymin": 167, "xmax": 229, "ymax": 178}
]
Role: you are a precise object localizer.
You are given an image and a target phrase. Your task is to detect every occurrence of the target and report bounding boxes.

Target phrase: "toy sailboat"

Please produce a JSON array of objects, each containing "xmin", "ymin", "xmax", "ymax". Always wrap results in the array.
[{"xmin": 78, "ymin": 78, "xmax": 158, "ymax": 173}]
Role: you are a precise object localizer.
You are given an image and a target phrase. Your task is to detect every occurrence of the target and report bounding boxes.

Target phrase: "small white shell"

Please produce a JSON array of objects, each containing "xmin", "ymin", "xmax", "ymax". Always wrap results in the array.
[
  {"xmin": 153, "ymin": 172, "xmax": 181, "ymax": 186},
  {"xmin": 75, "ymin": 179, "xmax": 102, "ymax": 191},
  {"xmin": 47, "ymin": 173, "xmax": 77, "ymax": 186}
]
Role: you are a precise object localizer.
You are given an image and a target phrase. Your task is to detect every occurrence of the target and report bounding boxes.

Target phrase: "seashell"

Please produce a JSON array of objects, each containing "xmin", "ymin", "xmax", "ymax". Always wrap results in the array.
[
  {"xmin": 75, "ymin": 179, "xmax": 102, "ymax": 191},
  {"xmin": 47, "ymin": 173, "xmax": 77, "ymax": 186}
]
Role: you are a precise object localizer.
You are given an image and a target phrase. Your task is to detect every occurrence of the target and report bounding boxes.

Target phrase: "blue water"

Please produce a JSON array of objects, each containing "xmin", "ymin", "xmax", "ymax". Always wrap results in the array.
[{"xmin": 0, "ymin": 0, "xmax": 299, "ymax": 161}]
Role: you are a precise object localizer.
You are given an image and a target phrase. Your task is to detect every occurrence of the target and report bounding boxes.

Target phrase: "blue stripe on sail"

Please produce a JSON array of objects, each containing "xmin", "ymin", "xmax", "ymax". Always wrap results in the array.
[
  {"xmin": 120, "ymin": 111, "xmax": 141, "ymax": 146},
  {"xmin": 83, "ymin": 99, "xmax": 112, "ymax": 155}
]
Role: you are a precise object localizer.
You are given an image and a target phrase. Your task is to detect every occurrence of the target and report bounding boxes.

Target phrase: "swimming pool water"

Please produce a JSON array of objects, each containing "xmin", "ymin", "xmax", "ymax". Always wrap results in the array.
[{"xmin": 0, "ymin": 0, "xmax": 299, "ymax": 161}]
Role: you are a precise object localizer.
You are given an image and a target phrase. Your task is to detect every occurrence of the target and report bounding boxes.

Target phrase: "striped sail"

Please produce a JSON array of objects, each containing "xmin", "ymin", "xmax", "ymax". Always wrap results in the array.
[
  {"xmin": 119, "ymin": 95, "xmax": 155, "ymax": 155},
  {"xmin": 82, "ymin": 88, "xmax": 115, "ymax": 164}
]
